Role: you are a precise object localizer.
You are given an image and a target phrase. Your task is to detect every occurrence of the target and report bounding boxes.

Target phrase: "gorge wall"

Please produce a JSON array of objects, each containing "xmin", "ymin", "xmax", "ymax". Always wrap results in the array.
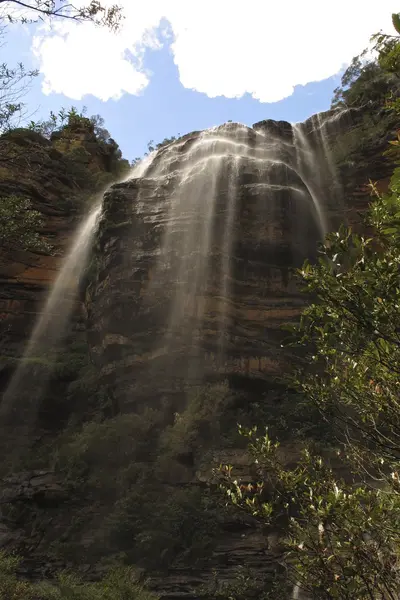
[
  {"xmin": 86, "ymin": 114, "xmax": 342, "ymax": 407},
  {"xmin": 0, "ymin": 105, "xmax": 398, "ymax": 599}
]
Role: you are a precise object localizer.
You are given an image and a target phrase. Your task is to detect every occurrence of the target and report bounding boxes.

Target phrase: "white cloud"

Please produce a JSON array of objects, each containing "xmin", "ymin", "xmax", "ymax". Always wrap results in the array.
[{"xmin": 32, "ymin": 0, "xmax": 400, "ymax": 103}]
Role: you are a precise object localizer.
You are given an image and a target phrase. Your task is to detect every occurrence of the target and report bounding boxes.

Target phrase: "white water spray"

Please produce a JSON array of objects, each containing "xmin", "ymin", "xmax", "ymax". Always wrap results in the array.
[
  {"xmin": 292, "ymin": 122, "xmax": 329, "ymax": 237},
  {"xmin": 1, "ymin": 201, "xmax": 101, "ymax": 419},
  {"xmin": 1, "ymin": 156, "xmax": 156, "ymax": 426}
]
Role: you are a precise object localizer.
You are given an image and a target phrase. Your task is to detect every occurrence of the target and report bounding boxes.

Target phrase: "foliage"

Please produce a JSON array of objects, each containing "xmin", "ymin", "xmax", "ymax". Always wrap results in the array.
[
  {"xmin": 28, "ymin": 106, "xmax": 129, "ymax": 187},
  {"xmin": 0, "ymin": 0, "xmax": 123, "ymax": 30},
  {"xmin": 199, "ymin": 566, "xmax": 274, "ymax": 599},
  {"xmin": 0, "ymin": 552, "xmax": 34, "ymax": 600},
  {"xmin": 106, "ymin": 485, "xmax": 219, "ymax": 569},
  {"xmin": 221, "ymin": 20, "xmax": 400, "ymax": 595},
  {"xmin": 221, "ymin": 427, "xmax": 400, "ymax": 600},
  {"xmin": 371, "ymin": 13, "xmax": 400, "ymax": 76},
  {"xmin": 0, "ymin": 62, "xmax": 38, "ymax": 134},
  {"xmin": 158, "ymin": 381, "xmax": 232, "ymax": 465},
  {"xmin": 132, "ymin": 136, "xmax": 178, "ymax": 167},
  {"xmin": 0, "ymin": 551, "xmax": 158, "ymax": 600},
  {"xmin": 56, "ymin": 410, "xmax": 163, "ymax": 488},
  {"xmin": 0, "ymin": 0, "xmax": 123, "ymax": 132},
  {"xmin": 331, "ymin": 14, "xmax": 400, "ymax": 110},
  {"xmin": 29, "ymin": 107, "xmax": 110, "ymax": 143},
  {"xmin": 46, "ymin": 385, "xmax": 232, "ymax": 567},
  {"xmin": 288, "ymin": 175, "xmax": 400, "ymax": 479},
  {"xmin": 147, "ymin": 136, "xmax": 177, "ymax": 153},
  {"xmin": 331, "ymin": 58, "xmax": 397, "ymax": 110},
  {"xmin": 222, "ymin": 131, "xmax": 400, "ymax": 599},
  {"xmin": 0, "ymin": 194, "xmax": 52, "ymax": 252},
  {"xmin": 36, "ymin": 568, "xmax": 157, "ymax": 600}
]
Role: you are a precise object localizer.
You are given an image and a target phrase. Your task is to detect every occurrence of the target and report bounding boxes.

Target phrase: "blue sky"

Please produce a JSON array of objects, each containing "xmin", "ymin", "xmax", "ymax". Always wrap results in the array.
[{"xmin": 3, "ymin": 1, "xmax": 399, "ymax": 162}]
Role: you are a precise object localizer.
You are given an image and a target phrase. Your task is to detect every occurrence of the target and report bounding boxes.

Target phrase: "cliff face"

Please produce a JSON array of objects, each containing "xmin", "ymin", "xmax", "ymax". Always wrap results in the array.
[
  {"xmin": 86, "ymin": 120, "xmax": 326, "ymax": 407},
  {"xmin": 85, "ymin": 110, "xmax": 379, "ymax": 407},
  {"xmin": 80, "ymin": 110, "xmax": 389, "ymax": 596},
  {"xmin": 0, "ymin": 106, "xmax": 398, "ymax": 599},
  {"xmin": 0, "ymin": 124, "xmax": 126, "ymax": 397}
]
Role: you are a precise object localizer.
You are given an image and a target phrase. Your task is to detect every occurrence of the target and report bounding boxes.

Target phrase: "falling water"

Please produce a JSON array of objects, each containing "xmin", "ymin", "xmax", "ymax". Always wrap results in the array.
[
  {"xmin": 292, "ymin": 109, "xmax": 348, "ymax": 236},
  {"xmin": 1, "ymin": 202, "xmax": 101, "ymax": 418},
  {"xmin": 145, "ymin": 124, "xmax": 252, "ymax": 375},
  {"xmin": 1, "ymin": 112, "xmax": 346, "ymax": 445},
  {"xmin": 292, "ymin": 122, "xmax": 329, "ymax": 237},
  {"xmin": 126, "ymin": 116, "xmax": 344, "ymax": 386},
  {"xmin": 1, "ymin": 156, "xmax": 156, "ymax": 441},
  {"xmin": 292, "ymin": 583, "xmax": 302, "ymax": 599}
]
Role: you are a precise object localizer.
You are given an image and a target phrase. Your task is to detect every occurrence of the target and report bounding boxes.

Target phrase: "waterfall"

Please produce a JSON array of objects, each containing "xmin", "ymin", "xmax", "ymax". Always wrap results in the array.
[
  {"xmin": 0, "ymin": 157, "xmax": 156, "ymax": 452},
  {"xmin": 292, "ymin": 109, "xmax": 348, "ymax": 236},
  {"xmin": 124, "ymin": 115, "xmax": 342, "ymax": 387},
  {"xmin": 1, "ymin": 202, "xmax": 101, "ymax": 416},
  {"xmin": 0, "ymin": 111, "xmax": 345, "ymax": 450},
  {"xmin": 292, "ymin": 583, "xmax": 302, "ymax": 599},
  {"xmin": 144, "ymin": 124, "xmax": 252, "ymax": 376}
]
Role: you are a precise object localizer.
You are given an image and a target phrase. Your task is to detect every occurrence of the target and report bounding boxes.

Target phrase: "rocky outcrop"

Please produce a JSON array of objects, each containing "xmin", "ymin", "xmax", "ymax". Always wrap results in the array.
[
  {"xmin": 0, "ymin": 471, "xmax": 66, "ymax": 507},
  {"xmin": 85, "ymin": 122, "xmax": 323, "ymax": 411},
  {"xmin": 80, "ymin": 111, "xmax": 400, "ymax": 597},
  {"xmin": 0, "ymin": 471, "xmax": 67, "ymax": 563},
  {"xmin": 0, "ymin": 125, "xmax": 127, "ymax": 396},
  {"xmin": 1, "ymin": 107, "xmax": 399, "ymax": 598}
]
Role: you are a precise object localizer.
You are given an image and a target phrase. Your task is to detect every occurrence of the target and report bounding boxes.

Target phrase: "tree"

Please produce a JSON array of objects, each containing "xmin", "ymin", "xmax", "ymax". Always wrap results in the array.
[
  {"xmin": 0, "ymin": 62, "xmax": 38, "ymax": 133},
  {"xmin": 221, "ymin": 426, "xmax": 400, "ymax": 600},
  {"xmin": 331, "ymin": 13, "xmax": 400, "ymax": 109},
  {"xmin": 0, "ymin": 0, "xmax": 123, "ymax": 134},
  {"xmin": 0, "ymin": 0, "xmax": 123, "ymax": 30},
  {"xmin": 219, "ymin": 174, "xmax": 400, "ymax": 598},
  {"xmin": 219, "ymin": 15, "xmax": 400, "ymax": 598},
  {"xmin": 0, "ymin": 195, "xmax": 52, "ymax": 253}
]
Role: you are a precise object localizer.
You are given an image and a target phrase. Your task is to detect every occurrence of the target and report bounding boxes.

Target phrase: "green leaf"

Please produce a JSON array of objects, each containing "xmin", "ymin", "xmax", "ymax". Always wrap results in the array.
[{"xmin": 393, "ymin": 13, "xmax": 400, "ymax": 35}]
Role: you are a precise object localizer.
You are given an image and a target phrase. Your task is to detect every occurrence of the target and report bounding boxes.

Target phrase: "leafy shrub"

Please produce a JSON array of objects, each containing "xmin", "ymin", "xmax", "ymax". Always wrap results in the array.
[
  {"xmin": 158, "ymin": 381, "xmax": 232, "ymax": 464},
  {"xmin": 0, "ymin": 552, "xmax": 158, "ymax": 600},
  {"xmin": 0, "ymin": 195, "xmax": 52, "ymax": 252},
  {"xmin": 56, "ymin": 410, "xmax": 163, "ymax": 489}
]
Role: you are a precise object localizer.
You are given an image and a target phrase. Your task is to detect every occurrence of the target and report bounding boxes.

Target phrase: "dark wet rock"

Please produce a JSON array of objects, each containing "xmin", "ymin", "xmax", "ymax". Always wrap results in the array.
[{"xmin": 0, "ymin": 471, "xmax": 66, "ymax": 506}]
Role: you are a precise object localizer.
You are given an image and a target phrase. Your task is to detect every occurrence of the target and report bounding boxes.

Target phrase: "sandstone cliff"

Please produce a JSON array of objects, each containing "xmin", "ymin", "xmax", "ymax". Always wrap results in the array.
[
  {"xmin": 0, "ymin": 105, "xmax": 398, "ymax": 599},
  {"xmin": 0, "ymin": 122, "xmax": 127, "ymax": 398}
]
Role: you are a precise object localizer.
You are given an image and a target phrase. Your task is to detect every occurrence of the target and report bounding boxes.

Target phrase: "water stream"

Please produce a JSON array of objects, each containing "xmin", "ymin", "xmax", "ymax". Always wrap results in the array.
[
  {"xmin": 0, "ymin": 157, "xmax": 156, "ymax": 438},
  {"xmin": 1, "ymin": 112, "xmax": 346, "ymax": 451}
]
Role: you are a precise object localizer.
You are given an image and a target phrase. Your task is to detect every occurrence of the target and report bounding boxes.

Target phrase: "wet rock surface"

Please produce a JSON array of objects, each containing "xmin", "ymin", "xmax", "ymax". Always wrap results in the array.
[{"xmin": 1, "ymin": 110, "xmax": 399, "ymax": 598}]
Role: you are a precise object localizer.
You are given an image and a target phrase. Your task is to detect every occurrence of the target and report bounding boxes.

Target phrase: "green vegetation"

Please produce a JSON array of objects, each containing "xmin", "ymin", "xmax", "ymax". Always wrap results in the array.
[
  {"xmin": 0, "ymin": 195, "xmax": 52, "ymax": 252},
  {"xmin": 0, "ymin": 0, "xmax": 127, "ymax": 252},
  {"xmin": 218, "ymin": 13, "xmax": 400, "ymax": 599},
  {"xmin": 0, "ymin": 551, "xmax": 157, "ymax": 600},
  {"xmin": 4, "ymin": 6, "xmax": 400, "ymax": 599},
  {"xmin": 0, "ymin": 106, "xmax": 129, "ymax": 254},
  {"xmin": 39, "ymin": 383, "xmax": 234, "ymax": 569},
  {"xmin": 0, "ymin": 2, "xmax": 123, "ymax": 135},
  {"xmin": 131, "ymin": 135, "xmax": 179, "ymax": 166},
  {"xmin": 1, "ymin": 0, "xmax": 123, "ymax": 28},
  {"xmin": 330, "ymin": 14, "xmax": 400, "ymax": 180}
]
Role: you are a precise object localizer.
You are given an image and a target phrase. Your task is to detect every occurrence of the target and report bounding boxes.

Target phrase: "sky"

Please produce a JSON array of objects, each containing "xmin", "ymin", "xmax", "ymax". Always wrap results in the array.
[{"xmin": 2, "ymin": 1, "xmax": 400, "ymax": 162}]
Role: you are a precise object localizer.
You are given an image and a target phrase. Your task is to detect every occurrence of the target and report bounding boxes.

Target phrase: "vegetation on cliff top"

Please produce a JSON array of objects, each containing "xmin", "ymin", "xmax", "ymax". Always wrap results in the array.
[{"xmin": 0, "ymin": 1, "xmax": 128, "ymax": 254}]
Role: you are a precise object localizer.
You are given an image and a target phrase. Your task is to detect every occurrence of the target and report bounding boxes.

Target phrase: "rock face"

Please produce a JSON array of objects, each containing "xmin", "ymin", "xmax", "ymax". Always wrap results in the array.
[
  {"xmin": 85, "ymin": 117, "xmax": 335, "ymax": 409},
  {"xmin": 0, "ymin": 471, "xmax": 66, "ymax": 507},
  {"xmin": 0, "ymin": 124, "xmax": 127, "ymax": 397},
  {"xmin": 1, "ymin": 107, "xmax": 399, "ymax": 598},
  {"xmin": 80, "ymin": 109, "xmax": 400, "ymax": 597},
  {"xmin": 86, "ymin": 110, "xmax": 379, "ymax": 407}
]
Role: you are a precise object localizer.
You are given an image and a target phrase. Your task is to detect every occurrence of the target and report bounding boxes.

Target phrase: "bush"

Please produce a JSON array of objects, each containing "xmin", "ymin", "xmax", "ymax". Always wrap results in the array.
[{"xmin": 0, "ymin": 552, "xmax": 158, "ymax": 600}]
